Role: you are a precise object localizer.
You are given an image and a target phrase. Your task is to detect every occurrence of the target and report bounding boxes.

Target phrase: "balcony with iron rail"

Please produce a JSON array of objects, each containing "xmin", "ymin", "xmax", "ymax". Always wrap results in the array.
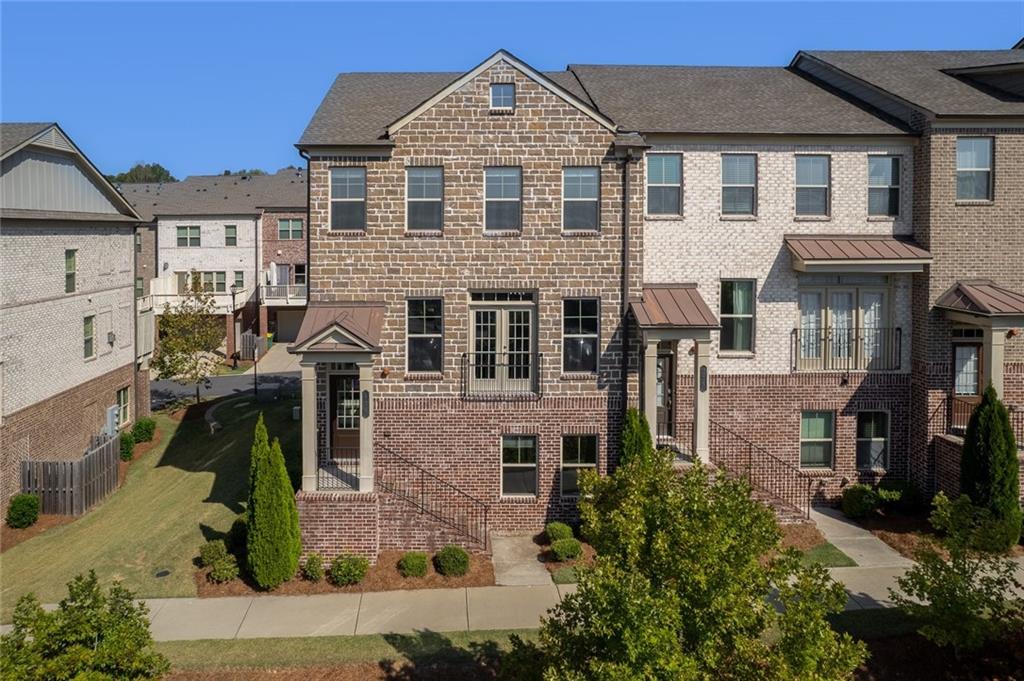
[
  {"xmin": 945, "ymin": 395, "xmax": 1024, "ymax": 446},
  {"xmin": 260, "ymin": 284, "xmax": 308, "ymax": 306},
  {"xmin": 791, "ymin": 327, "xmax": 902, "ymax": 372},
  {"xmin": 460, "ymin": 351, "xmax": 543, "ymax": 401}
]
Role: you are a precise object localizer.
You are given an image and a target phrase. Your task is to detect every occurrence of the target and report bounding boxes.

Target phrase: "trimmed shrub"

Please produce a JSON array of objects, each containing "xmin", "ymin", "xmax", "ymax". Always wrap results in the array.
[
  {"xmin": 550, "ymin": 538, "xmax": 583, "ymax": 562},
  {"xmin": 434, "ymin": 544, "xmax": 470, "ymax": 577},
  {"xmin": 198, "ymin": 540, "xmax": 229, "ymax": 568},
  {"xmin": 227, "ymin": 513, "xmax": 247, "ymax": 557},
  {"xmin": 329, "ymin": 554, "xmax": 369, "ymax": 586},
  {"xmin": 545, "ymin": 521, "xmax": 573, "ymax": 544},
  {"xmin": 246, "ymin": 415, "xmax": 302, "ymax": 589},
  {"xmin": 302, "ymin": 553, "xmax": 325, "ymax": 582},
  {"xmin": 621, "ymin": 408, "xmax": 654, "ymax": 465},
  {"xmin": 131, "ymin": 417, "xmax": 156, "ymax": 443},
  {"xmin": 841, "ymin": 484, "xmax": 878, "ymax": 519},
  {"xmin": 961, "ymin": 385, "xmax": 1022, "ymax": 551},
  {"xmin": 5, "ymin": 494, "xmax": 40, "ymax": 529},
  {"xmin": 398, "ymin": 551, "xmax": 429, "ymax": 578},
  {"xmin": 208, "ymin": 555, "xmax": 239, "ymax": 584},
  {"xmin": 119, "ymin": 431, "xmax": 136, "ymax": 461}
]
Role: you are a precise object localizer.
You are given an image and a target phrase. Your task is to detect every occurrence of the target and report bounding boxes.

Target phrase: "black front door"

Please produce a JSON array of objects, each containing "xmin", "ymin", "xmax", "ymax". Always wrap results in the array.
[{"xmin": 656, "ymin": 352, "xmax": 674, "ymax": 438}]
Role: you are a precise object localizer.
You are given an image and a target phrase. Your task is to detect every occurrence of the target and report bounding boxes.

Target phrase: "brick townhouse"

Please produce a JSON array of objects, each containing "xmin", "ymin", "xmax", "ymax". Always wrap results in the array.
[
  {"xmin": 291, "ymin": 48, "xmax": 1023, "ymax": 560},
  {"xmin": 0, "ymin": 123, "xmax": 151, "ymax": 506}
]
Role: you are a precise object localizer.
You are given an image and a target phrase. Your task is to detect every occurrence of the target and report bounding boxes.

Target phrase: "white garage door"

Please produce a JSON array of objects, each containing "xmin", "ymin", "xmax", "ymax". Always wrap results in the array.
[{"xmin": 275, "ymin": 310, "xmax": 305, "ymax": 343}]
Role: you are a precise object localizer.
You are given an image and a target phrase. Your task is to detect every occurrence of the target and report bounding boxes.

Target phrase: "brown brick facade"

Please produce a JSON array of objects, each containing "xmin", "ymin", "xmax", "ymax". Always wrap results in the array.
[{"xmin": 261, "ymin": 210, "xmax": 307, "ymax": 275}]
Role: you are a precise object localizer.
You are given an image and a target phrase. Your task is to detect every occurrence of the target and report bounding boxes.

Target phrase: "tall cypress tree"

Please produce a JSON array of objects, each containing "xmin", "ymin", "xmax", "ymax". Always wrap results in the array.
[
  {"xmin": 246, "ymin": 416, "xmax": 301, "ymax": 589},
  {"xmin": 621, "ymin": 408, "xmax": 654, "ymax": 465},
  {"xmin": 960, "ymin": 384, "xmax": 1022, "ymax": 550}
]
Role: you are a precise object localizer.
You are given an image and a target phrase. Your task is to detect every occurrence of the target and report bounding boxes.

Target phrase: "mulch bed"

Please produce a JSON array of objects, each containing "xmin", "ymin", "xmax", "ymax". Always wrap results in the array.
[
  {"xmin": 0, "ymin": 514, "xmax": 75, "ymax": 553},
  {"xmin": 779, "ymin": 522, "xmax": 827, "ymax": 552},
  {"xmin": 195, "ymin": 550, "xmax": 495, "ymax": 597},
  {"xmin": 858, "ymin": 509, "xmax": 1024, "ymax": 560},
  {"xmin": 532, "ymin": 533, "xmax": 596, "ymax": 576},
  {"xmin": 856, "ymin": 629, "xmax": 1024, "ymax": 680},
  {"xmin": 166, "ymin": 661, "xmax": 495, "ymax": 681}
]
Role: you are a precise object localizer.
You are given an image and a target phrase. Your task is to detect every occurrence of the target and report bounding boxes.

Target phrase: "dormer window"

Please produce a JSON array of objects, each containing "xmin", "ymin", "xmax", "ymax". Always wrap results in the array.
[{"xmin": 490, "ymin": 83, "xmax": 515, "ymax": 111}]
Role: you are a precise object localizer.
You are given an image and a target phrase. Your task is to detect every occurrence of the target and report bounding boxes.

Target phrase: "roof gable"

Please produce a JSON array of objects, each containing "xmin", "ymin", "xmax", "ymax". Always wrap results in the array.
[{"xmin": 386, "ymin": 50, "xmax": 616, "ymax": 136}]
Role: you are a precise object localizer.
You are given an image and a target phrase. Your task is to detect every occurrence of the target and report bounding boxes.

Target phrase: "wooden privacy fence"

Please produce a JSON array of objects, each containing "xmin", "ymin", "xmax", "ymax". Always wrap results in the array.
[
  {"xmin": 239, "ymin": 330, "xmax": 267, "ymax": 361},
  {"xmin": 21, "ymin": 434, "xmax": 120, "ymax": 516}
]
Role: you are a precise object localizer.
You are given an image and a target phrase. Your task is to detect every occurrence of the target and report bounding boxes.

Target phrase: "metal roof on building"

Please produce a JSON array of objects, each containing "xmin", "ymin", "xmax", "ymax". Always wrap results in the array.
[
  {"xmin": 630, "ymin": 284, "xmax": 719, "ymax": 329},
  {"xmin": 935, "ymin": 280, "xmax": 1024, "ymax": 316}
]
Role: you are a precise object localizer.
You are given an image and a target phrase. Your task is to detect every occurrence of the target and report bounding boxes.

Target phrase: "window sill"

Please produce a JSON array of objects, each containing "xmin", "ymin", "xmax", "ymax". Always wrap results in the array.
[
  {"xmin": 483, "ymin": 229, "xmax": 522, "ymax": 238},
  {"xmin": 404, "ymin": 372, "xmax": 444, "ymax": 382},
  {"xmin": 867, "ymin": 215, "xmax": 899, "ymax": 222},
  {"xmin": 330, "ymin": 229, "xmax": 367, "ymax": 237},
  {"xmin": 499, "ymin": 495, "xmax": 538, "ymax": 503},
  {"xmin": 719, "ymin": 214, "xmax": 757, "ymax": 221},
  {"xmin": 793, "ymin": 215, "xmax": 831, "ymax": 222},
  {"xmin": 718, "ymin": 351, "xmax": 755, "ymax": 359},
  {"xmin": 560, "ymin": 372, "xmax": 598, "ymax": 382},
  {"xmin": 561, "ymin": 230, "xmax": 601, "ymax": 238},
  {"xmin": 489, "ymin": 108, "xmax": 515, "ymax": 116},
  {"xmin": 404, "ymin": 230, "xmax": 444, "ymax": 238},
  {"xmin": 645, "ymin": 213, "xmax": 684, "ymax": 221},
  {"xmin": 856, "ymin": 467, "xmax": 888, "ymax": 475},
  {"xmin": 955, "ymin": 200, "xmax": 994, "ymax": 207},
  {"xmin": 799, "ymin": 467, "xmax": 835, "ymax": 477}
]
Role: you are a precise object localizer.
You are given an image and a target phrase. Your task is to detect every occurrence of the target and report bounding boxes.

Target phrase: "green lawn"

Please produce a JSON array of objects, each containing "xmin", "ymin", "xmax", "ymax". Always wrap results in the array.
[
  {"xmin": 0, "ymin": 396, "xmax": 299, "ymax": 621},
  {"xmin": 800, "ymin": 542, "xmax": 857, "ymax": 568}
]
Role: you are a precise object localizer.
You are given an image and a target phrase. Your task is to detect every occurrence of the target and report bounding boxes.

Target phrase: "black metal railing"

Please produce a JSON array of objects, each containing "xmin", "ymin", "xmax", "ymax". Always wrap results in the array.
[
  {"xmin": 946, "ymin": 395, "xmax": 1024, "ymax": 445},
  {"xmin": 708, "ymin": 420, "xmax": 812, "ymax": 519},
  {"xmin": 791, "ymin": 327, "xmax": 902, "ymax": 372},
  {"xmin": 460, "ymin": 352, "xmax": 543, "ymax": 400},
  {"xmin": 376, "ymin": 446, "xmax": 489, "ymax": 550},
  {"xmin": 317, "ymin": 446, "xmax": 361, "ymax": 491}
]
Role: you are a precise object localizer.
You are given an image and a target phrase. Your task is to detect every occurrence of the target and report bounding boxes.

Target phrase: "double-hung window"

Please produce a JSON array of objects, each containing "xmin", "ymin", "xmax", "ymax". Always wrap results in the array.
[
  {"xmin": 233, "ymin": 271, "xmax": 244, "ymax": 290},
  {"xmin": 83, "ymin": 315, "xmax": 95, "ymax": 359},
  {"xmin": 722, "ymin": 154, "xmax": 757, "ymax": 215},
  {"xmin": 116, "ymin": 387, "xmax": 130, "ymax": 427},
  {"xmin": 278, "ymin": 219, "xmax": 303, "ymax": 240},
  {"xmin": 856, "ymin": 411, "xmax": 889, "ymax": 470},
  {"xmin": 800, "ymin": 410, "xmax": 834, "ymax": 468},
  {"xmin": 330, "ymin": 168, "xmax": 367, "ymax": 230},
  {"xmin": 135, "ymin": 277, "xmax": 144, "ymax": 298},
  {"xmin": 407, "ymin": 298, "xmax": 443, "ymax": 372},
  {"xmin": 646, "ymin": 154, "xmax": 682, "ymax": 215},
  {"xmin": 490, "ymin": 83, "xmax": 515, "ymax": 110},
  {"xmin": 563, "ymin": 298, "xmax": 599, "ymax": 373},
  {"xmin": 201, "ymin": 271, "xmax": 226, "ymax": 293},
  {"xmin": 720, "ymin": 280, "xmax": 755, "ymax": 353},
  {"xmin": 484, "ymin": 167, "xmax": 521, "ymax": 231},
  {"xmin": 795, "ymin": 155, "xmax": 830, "ymax": 217},
  {"xmin": 65, "ymin": 249, "xmax": 77, "ymax": 293},
  {"xmin": 224, "ymin": 225, "xmax": 237, "ymax": 246},
  {"xmin": 562, "ymin": 167, "xmax": 599, "ymax": 230},
  {"xmin": 501, "ymin": 435, "xmax": 537, "ymax": 496},
  {"xmin": 561, "ymin": 435, "xmax": 597, "ymax": 497},
  {"xmin": 134, "ymin": 232, "xmax": 142, "ymax": 253},
  {"xmin": 176, "ymin": 226, "xmax": 200, "ymax": 247},
  {"xmin": 294, "ymin": 265, "xmax": 306, "ymax": 286},
  {"xmin": 406, "ymin": 167, "xmax": 443, "ymax": 231},
  {"xmin": 868, "ymin": 156, "xmax": 901, "ymax": 216},
  {"xmin": 956, "ymin": 137, "xmax": 993, "ymax": 201}
]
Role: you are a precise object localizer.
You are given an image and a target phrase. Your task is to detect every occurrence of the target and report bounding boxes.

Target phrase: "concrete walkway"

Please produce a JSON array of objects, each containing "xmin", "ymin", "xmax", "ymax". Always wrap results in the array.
[
  {"xmin": 810, "ymin": 507, "xmax": 914, "ymax": 569},
  {"xmin": 244, "ymin": 343, "xmax": 299, "ymax": 375},
  {"xmin": 491, "ymin": 535, "xmax": 552, "ymax": 586}
]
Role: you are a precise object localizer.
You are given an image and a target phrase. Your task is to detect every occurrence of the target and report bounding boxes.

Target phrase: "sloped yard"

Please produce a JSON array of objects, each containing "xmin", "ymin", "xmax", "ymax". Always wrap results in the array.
[{"xmin": 0, "ymin": 397, "xmax": 299, "ymax": 621}]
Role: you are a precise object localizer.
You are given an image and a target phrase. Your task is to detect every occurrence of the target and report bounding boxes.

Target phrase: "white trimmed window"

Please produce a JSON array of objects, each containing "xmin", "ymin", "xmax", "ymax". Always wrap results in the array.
[
  {"xmin": 116, "ymin": 387, "xmax": 130, "ymax": 427},
  {"xmin": 84, "ymin": 315, "xmax": 95, "ymax": 359},
  {"xmin": 956, "ymin": 137, "xmax": 993, "ymax": 201},
  {"xmin": 330, "ymin": 168, "xmax": 366, "ymax": 230},
  {"xmin": 800, "ymin": 410, "xmax": 834, "ymax": 469},
  {"xmin": 561, "ymin": 434, "xmax": 597, "ymax": 496},
  {"xmin": 501, "ymin": 435, "xmax": 537, "ymax": 496},
  {"xmin": 795, "ymin": 155, "xmax": 830, "ymax": 216},
  {"xmin": 278, "ymin": 219, "xmax": 303, "ymax": 240},
  {"xmin": 720, "ymin": 280, "xmax": 755, "ymax": 353},
  {"xmin": 176, "ymin": 225, "xmax": 200, "ymax": 247},
  {"xmin": 224, "ymin": 225, "xmax": 237, "ymax": 246},
  {"xmin": 135, "ymin": 277, "xmax": 144, "ymax": 298},
  {"xmin": 484, "ymin": 167, "xmax": 521, "ymax": 231},
  {"xmin": 562, "ymin": 167, "xmax": 599, "ymax": 230},
  {"xmin": 201, "ymin": 271, "xmax": 227, "ymax": 293},
  {"xmin": 234, "ymin": 271, "xmax": 244, "ymax": 290},
  {"xmin": 856, "ymin": 411, "xmax": 889, "ymax": 470},
  {"xmin": 722, "ymin": 154, "xmax": 757, "ymax": 215},
  {"xmin": 490, "ymin": 83, "xmax": 515, "ymax": 110},
  {"xmin": 868, "ymin": 156, "xmax": 901, "ymax": 217},
  {"xmin": 646, "ymin": 154, "xmax": 682, "ymax": 215},
  {"xmin": 406, "ymin": 298, "xmax": 443, "ymax": 372},
  {"xmin": 406, "ymin": 167, "xmax": 443, "ymax": 231},
  {"xmin": 65, "ymin": 249, "xmax": 76, "ymax": 293},
  {"xmin": 563, "ymin": 298, "xmax": 599, "ymax": 373}
]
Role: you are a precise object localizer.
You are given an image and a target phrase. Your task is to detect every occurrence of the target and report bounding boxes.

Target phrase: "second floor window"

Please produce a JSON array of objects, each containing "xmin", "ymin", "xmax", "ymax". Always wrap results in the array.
[
  {"xmin": 294, "ymin": 264, "xmax": 306, "ymax": 286},
  {"xmin": 563, "ymin": 167, "xmax": 599, "ymax": 230},
  {"xmin": 563, "ymin": 298, "xmax": 599, "ymax": 373},
  {"xmin": 647, "ymin": 154, "xmax": 682, "ymax": 215},
  {"xmin": 720, "ymin": 280, "xmax": 754, "ymax": 353},
  {"xmin": 490, "ymin": 83, "xmax": 515, "ymax": 110},
  {"xmin": 330, "ymin": 167, "xmax": 366, "ymax": 230},
  {"xmin": 134, "ymin": 232, "xmax": 142, "ymax": 253},
  {"xmin": 234, "ymin": 271, "xmax": 244, "ymax": 290},
  {"xmin": 795, "ymin": 155, "xmax": 829, "ymax": 217},
  {"xmin": 868, "ymin": 156, "xmax": 901, "ymax": 216},
  {"xmin": 176, "ymin": 225, "xmax": 200, "ymax": 247},
  {"xmin": 278, "ymin": 219, "xmax": 303, "ymax": 240},
  {"xmin": 135, "ymin": 277, "xmax": 144, "ymax": 298},
  {"xmin": 484, "ymin": 167, "xmax": 521, "ymax": 231},
  {"xmin": 201, "ymin": 271, "xmax": 227, "ymax": 293},
  {"xmin": 83, "ymin": 315, "xmax": 95, "ymax": 359},
  {"xmin": 65, "ymin": 249, "xmax": 76, "ymax": 293},
  {"xmin": 225, "ymin": 225, "xmax": 237, "ymax": 246},
  {"xmin": 722, "ymin": 154, "xmax": 757, "ymax": 216},
  {"xmin": 406, "ymin": 167, "xmax": 443, "ymax": 231},
  {"xmin": 956, "ymin": 137, "xmax": 993, "ymax": 201},
  {"xmin": 407, "ymin": 298, "xmax": 443, "ymax": 372}
]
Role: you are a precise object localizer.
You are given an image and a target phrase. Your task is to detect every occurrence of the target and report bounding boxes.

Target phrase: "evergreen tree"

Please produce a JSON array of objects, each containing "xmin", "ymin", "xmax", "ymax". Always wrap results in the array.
[
  {"xmin": 621, "ymin": 407, "xmax": 654, "ymax": 465},
  {"xmin": 246, "ymin": 415, "xmax": 301, "ymax": 589},
  {"xmin": 960, "ymin": 384, "xmax": 1022, "ymax": 550}
]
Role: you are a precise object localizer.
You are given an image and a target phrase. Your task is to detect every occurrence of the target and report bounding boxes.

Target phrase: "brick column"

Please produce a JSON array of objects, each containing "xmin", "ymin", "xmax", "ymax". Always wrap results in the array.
[
  {"xmin": 300, "ymin": 361, "xmax": 317, "ymax": 492},
  {"xmin": 357, "ymin": 362, "xmax": 375, "ymax": 493},
  {"xmin": 225, "ymin": 314, "xmax": 236, "ymax": 358},
  {"xmin": 259, "ymin": 305, "xmax": 269, "ymax": 337},
  {"xmin": 986, "ymin": 327, "xmax": 1007, "ymax": 398},
  {"xmin": 692, "ymin": 338, "xmax": 711, "ymax": 463}
]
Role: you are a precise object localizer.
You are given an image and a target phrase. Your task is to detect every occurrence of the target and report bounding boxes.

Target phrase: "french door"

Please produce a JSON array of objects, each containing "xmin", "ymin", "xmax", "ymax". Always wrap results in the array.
[
  {"xmin": 798, "ymin": 288, "xmax": 889, "ymax": 370},
  {"xmin": 472, "ymin": 307, "xmax": 534, "ymax": 393}
]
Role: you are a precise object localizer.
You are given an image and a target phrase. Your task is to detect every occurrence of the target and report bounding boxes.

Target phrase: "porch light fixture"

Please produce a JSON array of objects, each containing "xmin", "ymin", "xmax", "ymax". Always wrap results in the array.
[{"xmin": 107, "ymin": 331, "xmax": 116, "ymax": 346}]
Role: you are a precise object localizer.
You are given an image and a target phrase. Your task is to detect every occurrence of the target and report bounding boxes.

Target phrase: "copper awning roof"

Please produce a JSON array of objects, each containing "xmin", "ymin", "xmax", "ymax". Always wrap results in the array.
[
  {"xmin": 935, "ymin": 280, "xmax": 1024, "ymax": 317},
  {"xmin": 630, "ymin": 284, "xmax": 719, "ymax": 329},
  {"xmin": 785, "ymin": 235, "xmax": 932, "ymax": 272},
  {"xmin": 289, "ymin": 302, "xmax": 386, "ymax": 353}
]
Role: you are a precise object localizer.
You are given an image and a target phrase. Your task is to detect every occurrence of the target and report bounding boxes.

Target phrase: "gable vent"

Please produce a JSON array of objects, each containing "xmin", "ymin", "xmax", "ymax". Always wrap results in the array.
[{"xmin": 34, "ymin": 127, "xmax": 75, "ymax": 152}]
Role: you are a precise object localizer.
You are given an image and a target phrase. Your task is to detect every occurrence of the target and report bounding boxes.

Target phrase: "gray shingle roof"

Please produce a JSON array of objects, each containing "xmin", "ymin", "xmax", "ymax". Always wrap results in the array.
[
  {"xmin": 119, "ymin": 168, "xmax": 306, "ymax": 222},
  {"xmin": 0, "ymin": 122, "xmax": 53, "ymax": 157},
  {"xmin": 298, "ymin": 70, "xmax": 595, "ymax": 147},
  {"xmin": 568, "ymin": 65, "xmax": 909, "ymax": 135},
  {"xmin": 805, "ymin": 51, "xmax": 1024, "ymax": 116}
]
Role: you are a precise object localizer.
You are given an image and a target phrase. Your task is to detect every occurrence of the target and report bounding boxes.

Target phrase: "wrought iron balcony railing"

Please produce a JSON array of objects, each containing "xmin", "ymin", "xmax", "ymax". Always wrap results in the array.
[
  {"xmin": 460, "ymin": 351, "xmax": 542, "ymax": 400},
  {"xmin": 791, "ymin": 327, "xmax": 902, "ymax": 372}
]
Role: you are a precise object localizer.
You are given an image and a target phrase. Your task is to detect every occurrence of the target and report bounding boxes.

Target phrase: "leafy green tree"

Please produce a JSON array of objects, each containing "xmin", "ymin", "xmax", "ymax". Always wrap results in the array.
[
  {"xmin": 0, "ymin": 571, "xmax": 169, "ymax": 679},
  {"xmin": 504, "ymin": 450, "xmax": 865, "ymax": 680},
  {"xmin": 620, "ymin": 407, "xmax": 654, "ymax": 465},
  {"xmin": 960, "ymin": 384, "xmax": 1022, "ymax": 550},
  {"xmin": 151, "ymin": 271, "xmax": 224, "ymax": 403},
  {"xmin": 891, "ymin": 493, "xmax": 1023, "ymax": 655},
  {"xmin": 246, "ymin": 414, "xmax": 301, "ymax": 589},
  {"xmin": 223, "ymin": 168, "xmax": 267, "ymax": 176},
  {"xmin": 107, "ymin": 162, "xmax": 177, "ymax": 183}
]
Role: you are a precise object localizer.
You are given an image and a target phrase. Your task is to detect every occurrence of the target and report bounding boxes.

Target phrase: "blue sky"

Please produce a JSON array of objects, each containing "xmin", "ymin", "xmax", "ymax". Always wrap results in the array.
[{"xmin": 2, "ymin": 2, "xmax": 1022, "ymax": 178}]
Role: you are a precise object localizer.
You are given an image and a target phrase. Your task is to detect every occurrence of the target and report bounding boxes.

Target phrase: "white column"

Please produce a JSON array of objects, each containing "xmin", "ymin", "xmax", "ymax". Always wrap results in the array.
[
  {"xmin": 985, "ymin": 327, "xmax": 1007, "ymax": 398},
  {"xmin": 357, "ymin": 362, "xmax": 375, "ymax": 493},
  {"xmin": 692, "ymin": 338, "xmax": 710, "ymax": 464},
  {"xmin": 300, "ymin": 361, "xmax": 317, "ymax": 492},
  {"xmin": 643, "ymin": 338, "xmax": 659, "ymax": 443}
]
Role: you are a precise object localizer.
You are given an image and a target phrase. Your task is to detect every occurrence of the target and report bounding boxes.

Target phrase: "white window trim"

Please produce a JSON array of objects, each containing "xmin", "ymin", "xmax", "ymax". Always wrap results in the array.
[
  {"xmin": 800, "ymin": 410, "xmax": 835, "ymax": 469},
  {"xmin": 176, "ymin": 225, "xmax": 201, "ymax": 248},
  {"xmin": 645, "ymin": 152, "xmax": 683, "ymax": 217},
  {"xmin": 561, "ymin": 297, "xmax": 600, "ymax": 374},
  {"xmin": 794, "ymin": 154, "xmax": 831, "ymax": 217},
  {"xmin": 117, "ymin": 387, "xmax": 130, "ymax": 427},
  {"xmin": 335, "ymin": 375, "xmax": 360, "ymax": 429},
  {"xmin": 856, "ymin": 409, "xmax": 890, "ymax": 471},
  {"xmin": 561, "ymin": 166, "xmax": 601, "ymax": 232},
  {"xmin": 405, "ymin": 167, "xmax": 444, "ymax": 232},
  {"xmin": 278, "ymin": 218, "xmax": 303, "ymax": 240},
  {"xmin": 560, "ymin": 434, "xmax": 598, "ymax": 498},
  {"xmin": 721, "ymin": 153, "xmax": 758, "ymax": 216},
  {"xmin": 500, "ymin": 434, "xmax": 538, "ymax": 498},
  {"xmin": 224, "ymin": 224, "xmax": 237, "ymax": 247},
  {"xmin": 329, "ymin": 167, "xmax": 367, "ymax": 231},
  {"xmin": 719, "ymin": 279, "xmax": 756, "ymax": 355},
  {"xmin": 483, "ymin": 167, "xmax": 522, "ymax": 232},
  {"xmin": 84, "ymin": 314, "xmax": 96, "ymax": 360},
  {"xmin": 489, "ymin": 82, "xmax": 515, "ymax": 111},
  {"xmin": 868, "ymin": 155, "xmax": 902, "ymax": 218},
  {"xmin": 65, "ymin": 249, "xmax": 77, "ymax": 294},
  {"xmin": 405, "ymin": 297, "xmax": 444, "ymax": 374},
  {"xmin": 955, "ymin": 136, "xmax": 994, "ymax": 201},
  {"xmin": 233, "ymin": 271, "xmax": 244, "ymax": 289}
]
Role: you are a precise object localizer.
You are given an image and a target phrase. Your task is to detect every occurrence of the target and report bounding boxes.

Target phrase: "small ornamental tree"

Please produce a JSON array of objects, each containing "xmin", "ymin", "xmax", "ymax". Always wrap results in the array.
[
  {"xmin": 150, "ymin": 271, "xmax": 224, "ymax": 404},
  {"xmin": 960, "ymin": 384, "xmax": 1022, "ymax": 551},
  {"xmin": 621, "ymin": 407, "xmax": 654, "ymax": 465},
  {"xmin": 246, "ymin": 414, "xmax": 301, "ymax": 589}
]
